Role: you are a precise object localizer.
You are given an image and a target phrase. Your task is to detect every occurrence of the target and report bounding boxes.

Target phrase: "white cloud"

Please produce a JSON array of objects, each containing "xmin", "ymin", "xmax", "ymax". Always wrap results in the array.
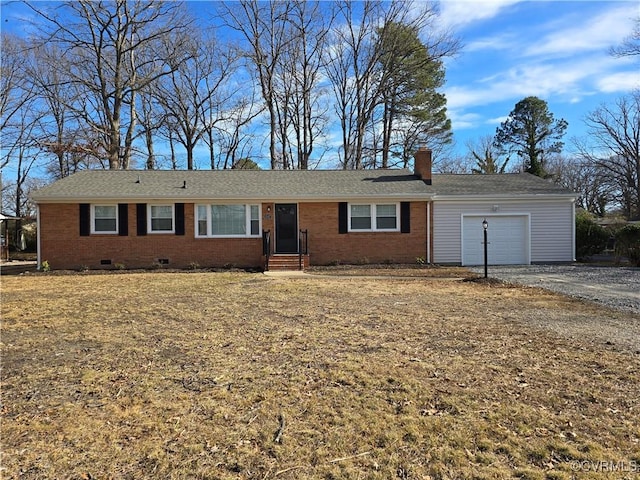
[
  {"xmin": 486, "ymin": 116, "xmax": 508, "ymax": 125},
  {"xmin": 597, "ymin": 72, "xmax": 640, "ymax": 93},
  {"xmin": 448, "ymin": 111, "xmax": 483, "ymax": 130},
  {"xmin": 464, "ymin": 33, "xmax": 517, "ymax": 53},
  {"xmin": 524, "ymin": 5, "xmax": 638, "ymax": 57},
  {"xmin": 445, "ymin": 53, "xmax": 634, "ymax": 111},
  {"xmin": 437, "ymin": 0, "xmax": 521, "ymax": 29}
]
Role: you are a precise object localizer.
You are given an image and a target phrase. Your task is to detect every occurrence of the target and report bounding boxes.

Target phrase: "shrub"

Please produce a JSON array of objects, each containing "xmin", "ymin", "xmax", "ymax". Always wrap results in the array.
[
  {"xmin": 575, "ymin": 211, "xmax": 608, "ymax": 260},
  {"xmin": 614, "ymin": 224, "xmax": 640, "ymax": 266},
  {"xmin": 40, "ymin": 260, "xmax": 50, "ymax": 272}
]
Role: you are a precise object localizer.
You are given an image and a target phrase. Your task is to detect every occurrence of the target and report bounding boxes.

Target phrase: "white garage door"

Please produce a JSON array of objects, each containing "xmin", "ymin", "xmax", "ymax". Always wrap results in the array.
[{"xmin": 462, "ymin": 215, "xmax": 529, "ymax": 266}]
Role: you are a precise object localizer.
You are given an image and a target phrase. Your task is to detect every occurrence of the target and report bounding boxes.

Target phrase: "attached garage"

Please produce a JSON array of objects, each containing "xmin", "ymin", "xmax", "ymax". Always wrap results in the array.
[
  {"xmin": 431, "ymin": 173, "xmax": 576, "ymax": 266},
  {"xmin": 461, "ymin": 215, "xmax": 530, "ymax": 266}
]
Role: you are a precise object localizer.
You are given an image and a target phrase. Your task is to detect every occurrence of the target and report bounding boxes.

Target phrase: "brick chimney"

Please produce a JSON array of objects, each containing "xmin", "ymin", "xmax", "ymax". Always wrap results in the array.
[{"xmin": 414, "ymin": 147, "xmax": 432, "ymax": 185}]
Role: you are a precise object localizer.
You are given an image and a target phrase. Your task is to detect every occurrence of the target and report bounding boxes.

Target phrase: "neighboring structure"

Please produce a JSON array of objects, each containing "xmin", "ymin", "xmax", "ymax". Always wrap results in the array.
[{"xmin": 31, "ymin": 149, "xmax": 576, "ymax": 270}]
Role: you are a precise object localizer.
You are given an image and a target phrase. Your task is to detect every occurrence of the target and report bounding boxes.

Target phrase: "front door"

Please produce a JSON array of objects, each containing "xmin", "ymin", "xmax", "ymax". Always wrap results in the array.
[{"xmin": 275, "ymin": 203, "xmax": 298, "ymax": 253}]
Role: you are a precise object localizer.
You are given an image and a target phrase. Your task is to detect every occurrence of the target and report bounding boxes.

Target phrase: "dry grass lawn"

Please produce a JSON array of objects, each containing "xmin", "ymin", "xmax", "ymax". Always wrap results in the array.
[{"xmin": 1, "ymin": 269, "xmax": 639, "ymax": 479}]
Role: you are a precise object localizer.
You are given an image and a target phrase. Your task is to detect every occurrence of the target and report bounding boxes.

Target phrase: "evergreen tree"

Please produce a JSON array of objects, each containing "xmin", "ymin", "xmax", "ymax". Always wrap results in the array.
[
  {"xmin": 377, "ymin": 22, "xmax": 451, "ymax": 168},
  {"xmin": 494, "ymin": 96, "xmax": 567, "ymax": 177}
]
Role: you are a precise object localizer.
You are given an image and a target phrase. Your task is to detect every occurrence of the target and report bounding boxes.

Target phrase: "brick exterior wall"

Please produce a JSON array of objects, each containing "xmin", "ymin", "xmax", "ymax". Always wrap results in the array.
[
  {"xmin": 38, "ymin": 201, "xmax": 430, "ymax": 270},
  {"xmin": 298, "ymin": 202, "xmax": 428, "ymax": 265}
]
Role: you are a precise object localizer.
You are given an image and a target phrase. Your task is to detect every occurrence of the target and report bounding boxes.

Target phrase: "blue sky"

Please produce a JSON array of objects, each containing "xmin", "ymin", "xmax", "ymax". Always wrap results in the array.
[
  {"xmin": 438, "ymin": 0, "xmax": 639, "ymax": 158},
  {"xmin": 1, "ymin": 0, "xmax": 638, "ymax": 168}
]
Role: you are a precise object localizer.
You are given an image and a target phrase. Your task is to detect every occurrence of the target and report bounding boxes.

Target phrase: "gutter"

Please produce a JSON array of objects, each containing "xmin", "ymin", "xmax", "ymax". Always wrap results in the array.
[
  {"xmin": 31, "ymin": 193, "xmax": 436, "ymax": 204},
  {"xmin": 432, "ymin": 193, "xmax": 577, "ymax": 201}
]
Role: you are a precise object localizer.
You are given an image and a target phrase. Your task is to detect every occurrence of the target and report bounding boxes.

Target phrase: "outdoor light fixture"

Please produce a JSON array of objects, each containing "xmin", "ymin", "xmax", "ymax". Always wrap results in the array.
[{"xmin": 482, "ymin": 219, "xmax": 488, "ymax": 279}]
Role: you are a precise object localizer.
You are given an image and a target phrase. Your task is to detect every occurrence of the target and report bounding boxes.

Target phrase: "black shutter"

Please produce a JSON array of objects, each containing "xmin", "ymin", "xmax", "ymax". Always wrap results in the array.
[
  {"xmin": 175, "ymin": 203, "xmax": 185, "ymax": 235},
  {"xmin": 338, "ymin": 202, "xmax": 348, "ymax": 234},
  {"xmin": 118, "ymin": 203, "xmax": 128, "ymax": 236},
  {"xmin": 79, "ymin": 203, "xmax": 90, "ymax": 236},
  {"xmin": 400, "ymin": 202, "xmax": 411, "ymax": 233},
  {"xmin": 136, "ymin": 203, "xmax": 147, "ymax": 236}
]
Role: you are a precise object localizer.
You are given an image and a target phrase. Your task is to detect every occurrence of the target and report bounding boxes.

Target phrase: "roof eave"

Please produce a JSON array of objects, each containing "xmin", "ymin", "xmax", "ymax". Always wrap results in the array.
[
  {"xmin": 32, "ymin": 193, "xmax": 434, "ymax": 203},
  {"xmin": 432, "ymin": 193, "xmax": 577, "ymax": 201}
]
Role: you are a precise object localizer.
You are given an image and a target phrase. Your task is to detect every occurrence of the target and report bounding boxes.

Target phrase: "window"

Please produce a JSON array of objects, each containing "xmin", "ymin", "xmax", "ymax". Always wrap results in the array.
[
  {"xmin": 212, "ymin": 204, "xmax": 246, "ymax": 235},
  {"xmin": 92, "ymin": 205, "xmax": 118, "ymax": 233},
  {"xmin": 250, "ymin": 205, "xmax": 260, "ymax": 235},
  {"xmin": 376, "ymin": 204, "xmax": 397, "ymax": 230},
  {"xmin": 350, "ymin": 205, "xmax": 371, "ymax": 230},
  {"xmin": 149, "ymin": 205, "xmax": 174, "ymax": 233},
  {"xmin": 197, "ymin": 205, "xmax": 208, "ymax": 236},
  {"xmin": 349, "ymin": 203, "xmax": 399, "ymax": 232},
  {"xmin": 196, "ymin": 204, "xmax": 261, "ymax": 237}
]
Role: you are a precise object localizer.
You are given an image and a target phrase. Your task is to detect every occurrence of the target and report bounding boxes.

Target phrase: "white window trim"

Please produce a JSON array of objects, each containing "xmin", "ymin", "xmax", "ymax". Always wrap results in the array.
[
  {"xmin": 348, "ymin": 202, "xmax": 400, "ymax": 232},
  {"xmin": 195, "ymin": 203, "xmax": 262, "ymax": 238},
  {"xmin": 148, "ymin": 204, "xmax": 175, "ymax": 234},
  {"xmin": 91, "ymin": 204, "xmax": 119, "ymax": 234}
]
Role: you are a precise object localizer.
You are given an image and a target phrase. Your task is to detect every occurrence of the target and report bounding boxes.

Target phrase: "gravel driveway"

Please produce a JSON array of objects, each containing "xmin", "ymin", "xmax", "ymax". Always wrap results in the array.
[
  {"xmin": 471, "ymin": 264, "xmax": 640, "ymax": 314},
  {"xmin": 470, "ymin": 264, "xmax": 640, "ymax": 353}
]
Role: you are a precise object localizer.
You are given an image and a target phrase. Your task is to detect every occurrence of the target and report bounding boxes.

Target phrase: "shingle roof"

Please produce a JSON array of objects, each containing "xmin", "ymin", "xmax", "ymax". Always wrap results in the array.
[
  {"xmin": 31, "ymin": 169, "xmax": 575, "ymax": 202},
  {"xmin": 431, "ymin": 173, "xmax": 574, "ymax": 197},
  {"xmin": 31, "ymin": 169, "xmax": 431, "ymax": 201}
]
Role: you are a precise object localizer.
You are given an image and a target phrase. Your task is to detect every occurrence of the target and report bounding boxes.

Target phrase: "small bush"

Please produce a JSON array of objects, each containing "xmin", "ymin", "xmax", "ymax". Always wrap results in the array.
[
  {"xmin": 575, "ymin": 211, "xmax": 608, "ymax": 260},
  {"xmin": 615, "ymin": 224, "xmax": 640, "ymax": 266},
  {"xmin": 114, "ymin": 263, "xmax": 126, "ymax": 270},
  {"xmin": 40, "ymin": 260, "xmax": 50, "ymax": 272}
]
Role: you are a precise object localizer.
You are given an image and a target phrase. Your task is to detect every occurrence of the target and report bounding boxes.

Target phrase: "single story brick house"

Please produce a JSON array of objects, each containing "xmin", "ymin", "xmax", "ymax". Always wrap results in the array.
[{"xmin": 31, "ymin": 149, "xmax": 576, "ymax": 270}]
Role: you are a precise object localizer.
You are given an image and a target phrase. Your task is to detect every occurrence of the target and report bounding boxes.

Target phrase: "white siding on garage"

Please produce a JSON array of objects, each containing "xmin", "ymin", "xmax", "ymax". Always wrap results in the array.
[{"xmin": 433, "ymin": 199, "xmax": 575, "ymax": 264}]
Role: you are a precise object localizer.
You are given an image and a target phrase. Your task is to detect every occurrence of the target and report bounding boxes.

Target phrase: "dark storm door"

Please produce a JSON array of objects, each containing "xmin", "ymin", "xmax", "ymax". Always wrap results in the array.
[{"xmin": 275, "ymin": 203, "xmax": 298, "ymax": 253}]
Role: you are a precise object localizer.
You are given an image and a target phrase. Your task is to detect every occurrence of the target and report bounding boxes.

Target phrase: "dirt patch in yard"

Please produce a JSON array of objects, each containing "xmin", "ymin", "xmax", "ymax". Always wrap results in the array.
[
  {"xmin": 308, "ymin": 264, "xmax": 471, "ymax": 278},
  {"xmin": 2, "ymin": 273, "xmax": 639, "ymax": 479}
]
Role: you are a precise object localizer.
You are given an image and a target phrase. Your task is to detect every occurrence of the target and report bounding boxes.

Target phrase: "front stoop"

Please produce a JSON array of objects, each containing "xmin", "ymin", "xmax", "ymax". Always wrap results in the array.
[{"xmin": 265, "ymin": 254, "xmax": 310, "ymax": 271}]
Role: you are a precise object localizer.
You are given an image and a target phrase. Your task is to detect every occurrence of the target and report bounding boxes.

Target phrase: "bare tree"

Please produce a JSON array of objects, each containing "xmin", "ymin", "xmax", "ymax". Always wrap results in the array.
[
  {"xmin": 220, "ymin": 0, "xmax": 295, "ymax": 169},
  {"xmin": 275, "ymin": 1, "xmax": 331, "ymax": 169},
  {"xmin": 136, "ymin": 85, "xmax": 162, "ymax": 170},
  {"xmin": 0, "ymin": 33, "xmax": 45, "ymax": 222},
  {"xmin": 28, "ymin": 0, "xmax": 193, "ymax": 169},
  {"xmin": 467, "ymin": 135, "xmax": 509, "ymax": 174},
  {"xmin": 205, "ymin": 88, "xmax": 264, "ymax": 170},
  {"xmin": 1, "ymin": 34, "xmax": 34, "ymax": 170},
  {"xmin": 153, "ymin": 31, "xmax": 238, "ymax": 170},
  {"xmin": 24, "ymin": 42, "xmax": 102, "ymax": 179},
  {"xmin": 325, "ymin": 0, "xmax": 388, "ymax": 169},
  {"xmin": 548, "ymin": 155, "xmax": 612, "ymax": 216},
  {"xmin": 580, "ymin": 91, "xmax": 640, "ymax": 219},
  {"xmin": 610, "ymin": 17, "xmax": 640, "ymax": 58},
  {"xmin": 325, "ymin": 0, "xmax": 457, "ymax": 169},
  {"xmin": 1, "ymin": 90, "xmax": 42, "ymax": 218}
]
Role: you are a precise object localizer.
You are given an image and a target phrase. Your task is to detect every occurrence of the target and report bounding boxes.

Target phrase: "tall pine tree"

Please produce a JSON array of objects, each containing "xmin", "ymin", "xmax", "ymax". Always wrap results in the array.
[
  {"xmin": 494, "ymin": 96, "xmax": 567, "ymax": 177},
  {"xmin": 376, "ymin": 22, "xmax": 451, "ymax": 168}
]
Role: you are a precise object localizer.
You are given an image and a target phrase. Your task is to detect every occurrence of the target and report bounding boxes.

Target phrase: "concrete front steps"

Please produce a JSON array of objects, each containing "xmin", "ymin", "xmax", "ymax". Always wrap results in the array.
[{"xmin": 266, "ymin": 254, "xmax": 310, "ymax": 271}]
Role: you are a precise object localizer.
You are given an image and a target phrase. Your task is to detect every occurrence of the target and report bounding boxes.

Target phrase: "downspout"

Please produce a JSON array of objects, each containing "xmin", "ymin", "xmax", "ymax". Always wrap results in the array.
[
  {"xmin": 427, "ymin": 201, "xmax": 431, "ymax": 264},
  {"xmin": 36, "ymin": 204, "xmax": 41, "ymax": 270},
  {"xmin": 571, "ymin": 199, "xmax": 576, "ymax": 262}
]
